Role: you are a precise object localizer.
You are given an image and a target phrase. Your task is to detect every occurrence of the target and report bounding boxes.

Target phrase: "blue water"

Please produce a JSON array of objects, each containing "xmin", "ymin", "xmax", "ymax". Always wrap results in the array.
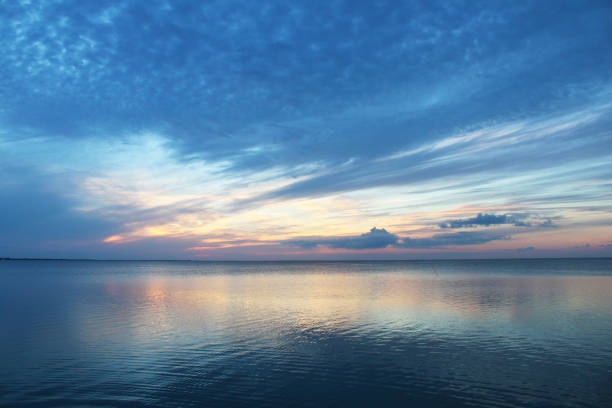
[{"xmin": 1, "ymin": 259, "xmax": 611, "ymax": 407}]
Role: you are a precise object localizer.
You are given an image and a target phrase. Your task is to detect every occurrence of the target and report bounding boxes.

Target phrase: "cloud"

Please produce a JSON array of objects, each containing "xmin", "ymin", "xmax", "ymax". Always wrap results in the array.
[
  {"xmin": 573, "ymin": 243, "xmax": 591, "ymax": 249},
  {"xmin": 2, "ymin": 0, "xmax": 611, "ymax": 168},
  {"xmin": 397, "ymin": 231, "xmax": 510, "ymax": 249},
  {"xmin": 517, "ymin": 246, "xmax": 535, "ymax": 252},
  {"xmin": 288, "ymin": 228, "xmax": 508, "ymax": 250},
  {"xmin": 440, "ymin": 213, "xmax": 519, "ymax": 228},
  {"xmin": 288, "ymin": 227, "xmax": 399, "ymax": 250},
  {"xmin": 439, "ymin": 213, "xmax": 555, "ymax": 229},
  {"xmin": 236, "ymin": 104, "xmax": 612, "ymax": 207}
]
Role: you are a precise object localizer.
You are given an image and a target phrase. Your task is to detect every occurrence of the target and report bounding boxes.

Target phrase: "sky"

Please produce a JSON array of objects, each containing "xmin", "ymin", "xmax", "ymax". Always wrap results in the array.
[{"xmin": 1, "ymin": 0, "xmax": 612, "ymax": 260}]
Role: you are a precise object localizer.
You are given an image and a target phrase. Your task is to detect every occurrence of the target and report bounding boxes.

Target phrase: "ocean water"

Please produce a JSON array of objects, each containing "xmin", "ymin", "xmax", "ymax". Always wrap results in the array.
[{"xmin": 1, "ymin": 259, "xmax": 611, "ymax": 407}]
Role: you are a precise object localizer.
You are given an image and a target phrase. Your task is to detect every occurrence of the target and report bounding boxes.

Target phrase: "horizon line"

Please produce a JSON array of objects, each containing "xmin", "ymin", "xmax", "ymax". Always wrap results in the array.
[{"xmin": 2, "ymin": 256, "xmax": 611, "ymax": 262}]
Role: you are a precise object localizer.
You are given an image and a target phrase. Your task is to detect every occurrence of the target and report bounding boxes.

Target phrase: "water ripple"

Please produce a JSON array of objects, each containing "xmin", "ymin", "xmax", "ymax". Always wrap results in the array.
[{"xmin": 1, "ymin": 259, "xmax": 611, "ymax": 407}]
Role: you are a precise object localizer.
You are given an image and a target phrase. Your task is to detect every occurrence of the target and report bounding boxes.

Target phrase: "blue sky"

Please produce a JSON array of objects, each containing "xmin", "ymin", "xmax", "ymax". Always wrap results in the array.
[{"xmin": 1, "ymin": 0, "xmax": 612, "ymax": 259}]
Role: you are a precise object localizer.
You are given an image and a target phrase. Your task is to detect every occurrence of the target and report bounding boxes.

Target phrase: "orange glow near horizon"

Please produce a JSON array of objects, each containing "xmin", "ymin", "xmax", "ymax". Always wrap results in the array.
[{"xmin": 103, "ymin": 235, "xmax": 123, "ymax": 243}]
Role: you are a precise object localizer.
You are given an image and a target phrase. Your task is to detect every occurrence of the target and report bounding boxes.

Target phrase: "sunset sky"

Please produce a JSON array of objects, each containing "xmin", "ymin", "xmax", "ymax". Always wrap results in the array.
[{"xmin": 1, "ymin": 0, "xmax": 611, "ymax": 259}]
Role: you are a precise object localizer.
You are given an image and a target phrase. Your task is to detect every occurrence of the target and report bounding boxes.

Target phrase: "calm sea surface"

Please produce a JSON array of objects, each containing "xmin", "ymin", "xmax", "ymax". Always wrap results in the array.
[{"xmin": 1, "ymin": 259, "xmax": 611, "ymax": 407}]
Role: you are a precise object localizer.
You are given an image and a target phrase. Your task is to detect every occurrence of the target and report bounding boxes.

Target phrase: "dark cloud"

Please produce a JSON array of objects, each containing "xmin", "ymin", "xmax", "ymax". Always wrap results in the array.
[
  {"xmin": 439, "ymin": 213, "xmax": 555, "ymax": 229},
  {"xmin": 440, "ymin": 213, "xmax": 524, "ymax": 228},
  {"xmin": 517, "ymin": 246, "xmax": 535, "ymax": 252},
  {"xmin": 573, "ymin": 243, "xmax": 591, "ymax": 249},
  {"xmin": 288, "ymin": 227, "xmax": 399, "ymax": 250},
  {"xmin": 288, "ymin": 228, "xmax": 508, "ymax": 250},
  {"xmin": 397, "ymin": 231, "xmax": 510, "ymax": 249},
  {"xmin": 537, "ymin": 219, "xmax": 555, "ymax": 228}
]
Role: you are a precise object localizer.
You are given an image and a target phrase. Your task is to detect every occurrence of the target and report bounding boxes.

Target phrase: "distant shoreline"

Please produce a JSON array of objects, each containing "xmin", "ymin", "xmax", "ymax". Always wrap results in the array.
[
  {"xmin": 2, "ymin": 257, "xmax": 611, "ymax": 262},
  {"xmin": 1, "ymin": 257, "xmax": 100, "ymax": 261}
]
